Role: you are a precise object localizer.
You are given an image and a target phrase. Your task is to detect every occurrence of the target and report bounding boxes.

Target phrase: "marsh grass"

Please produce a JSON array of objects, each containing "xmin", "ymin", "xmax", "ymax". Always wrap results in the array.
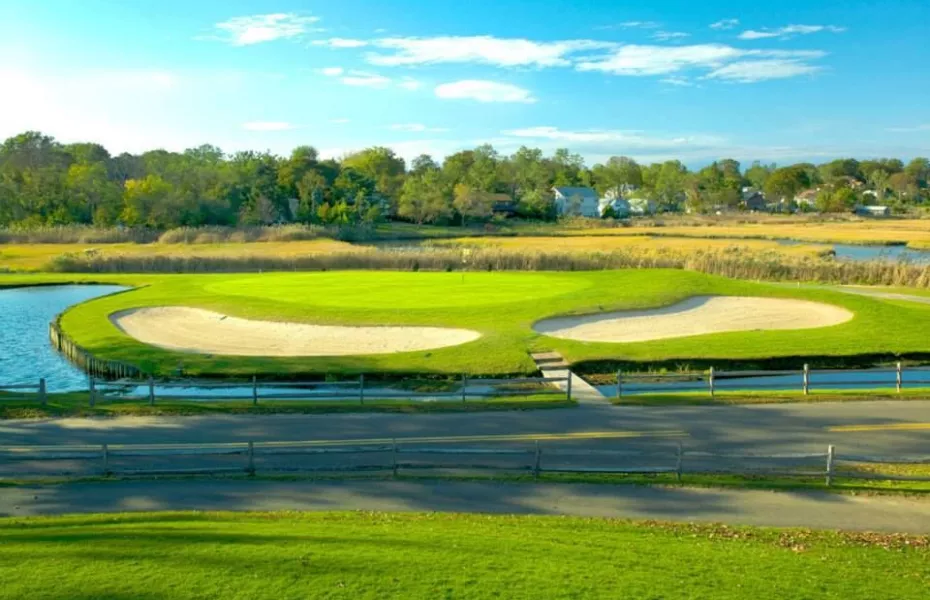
[{"xmin": 48, "ymin": 245, "xmax": 930, "ymax": 287}]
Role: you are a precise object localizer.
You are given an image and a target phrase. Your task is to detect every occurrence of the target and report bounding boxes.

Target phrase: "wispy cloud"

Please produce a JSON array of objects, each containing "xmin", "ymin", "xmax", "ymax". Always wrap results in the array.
[
  {"xmin": 311, "ymin": 37, "xmax": 367, "ymax": 48},
  {"xmin": 614, "ymin": 21, "xmax": 662, "ymax": 29},
  {"xmin": 398, "ymin": 77, "xmax": 422, "ymax": 90},
  {"xmin": 710, "ymin": 19, "xmax": 740, "ymax": 30},
  {"xmin": 660, "ymin": 76, "xmax": 694, "ymax": 86},
  {"xmin": 886, "ymin": 124, "xmax": 930, "ymax": 133},
  {"xmin": 739, "ymin": 24, "xmax": 846, "ymax": 40},
  {"xmin": 502, "ymin": 126, "xmax": 723, "ymax": 149},
  {"xmin": 320, "ymin": 67, "xmax": 391, "ymax": 88},
  {"xmin": 705, "ymin": 59, "xmax": 822, "ymax": 82},
  {"xmin": 242, "ymin": 121, "xmax": 294, "ymax": 131},
  {"xmin": 435, "ymin": 80, "xmax": 536, "ymax": 103},
  {"xmin": 652, "ymin": 31, "xmax": 690, "ymax": 42},
  {"xmin": 210, "ymin": 13, "xmax": 319, "ymax": 46},
  {"xmin": 576, "ymin": 44, "xmax": 826, "ymax": 82},
  {"xmin": 389, "ymin": 123, "xmax": 449, "ymax": 133},
  {"xmin": 366, "ymin": 36, "xmax": 616, "ymax": 68}
]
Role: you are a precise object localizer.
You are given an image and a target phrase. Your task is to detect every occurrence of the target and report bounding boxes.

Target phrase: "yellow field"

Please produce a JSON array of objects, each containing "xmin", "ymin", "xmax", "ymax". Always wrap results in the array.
[
  {"xmin": 0, "ymin": 240, "xmax": 363, "ymax": 271},
  {"xmin": 432, "ymin": 235, "xmax": 831, "ymax": 258},
  {"xmin": 559, "ymin": 219, "xmax": 930, "ymax": 247}
]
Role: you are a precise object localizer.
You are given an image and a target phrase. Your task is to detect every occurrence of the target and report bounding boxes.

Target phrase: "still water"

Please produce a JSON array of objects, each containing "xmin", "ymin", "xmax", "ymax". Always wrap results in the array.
[{"xmin": 0, "ymin": 285, "xmax": 127, "ymax": 392}]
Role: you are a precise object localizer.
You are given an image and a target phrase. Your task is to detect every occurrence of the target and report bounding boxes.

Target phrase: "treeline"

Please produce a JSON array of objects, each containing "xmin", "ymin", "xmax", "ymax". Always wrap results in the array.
[{"xmin": 1, "ymin": 131, "xmax": 928, "ymax": 229}]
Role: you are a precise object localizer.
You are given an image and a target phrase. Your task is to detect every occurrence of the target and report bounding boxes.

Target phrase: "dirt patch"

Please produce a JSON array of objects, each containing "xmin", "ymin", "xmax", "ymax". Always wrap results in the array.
[
  {"xmin": 533, "ymin": 296, "xmax": 853, "ymax": 343},
  {"xmin": 111, "ymin": 306, "xmax": 481, "ymax": 357}
]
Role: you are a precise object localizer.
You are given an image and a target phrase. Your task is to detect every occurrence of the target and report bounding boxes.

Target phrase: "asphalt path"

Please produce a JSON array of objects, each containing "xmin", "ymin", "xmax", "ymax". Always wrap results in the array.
[{"xmin": 2, "ymin": 478, "xmax": 929, "ymax": 533}]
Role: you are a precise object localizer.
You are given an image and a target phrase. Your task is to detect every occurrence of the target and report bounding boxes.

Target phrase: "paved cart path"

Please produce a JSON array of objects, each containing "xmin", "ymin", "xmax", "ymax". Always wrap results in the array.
[{"xmin": 2, "ymin": 478, "xmax": 929, "ymax": 533}]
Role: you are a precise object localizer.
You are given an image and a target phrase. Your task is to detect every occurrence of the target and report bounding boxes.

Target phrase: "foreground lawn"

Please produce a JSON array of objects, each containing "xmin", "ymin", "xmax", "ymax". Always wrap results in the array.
[
  {"xmin": 39, "ymin": 269, "xmax": 930, "ymax": 377},
  {"xmin": 0, "ymin": 512, "xmax": 926, "ymax": 600}
]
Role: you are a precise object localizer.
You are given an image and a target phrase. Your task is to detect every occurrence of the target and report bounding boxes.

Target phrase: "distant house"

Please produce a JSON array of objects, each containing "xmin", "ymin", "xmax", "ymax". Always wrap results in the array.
[
  {"xmin": 553, "ymin": 186, "xmax": 599, "ymax": 217},
  {"xmin": 855, "ymin": 205, "xmax": 891, "ymax": 218},
  {"xmin": 628, "ymin": 196, "xmax": 659, "ymax": 216},
  {"xmin": 598, "ymin": 197, "xmax": 631, "ymax": 218},
  {"xmin": 741, "ymin": 187, "xmax": 766, "ymax": 212},
  {"xmin": 794, "ymin": 189, "xmax": 819, "ymax": 209},
  {"xmin": 488, "ymin": 193, "xmax": 518, "ymax": 216}
]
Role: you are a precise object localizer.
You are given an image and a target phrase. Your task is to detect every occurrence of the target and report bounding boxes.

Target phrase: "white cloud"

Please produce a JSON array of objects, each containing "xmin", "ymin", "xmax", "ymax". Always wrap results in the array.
[
  {"xmin": 435, "ymin": 80, "xmax": 536, "ymax": 103},
  {"xmin": 242, "ymin": 121, "xmax": 294, "ymax": 131},
  {"xmin": 367, "ymin": 36, "xmax": 615, "ymax": 68},
  {"xmin": 502, "ymin": 126, "xmax": 724, "ymax": 149},
  {"xmin": 705, "ymin": 59, "xmax": 821, "ymax": 82},
  {"xmin": 312, "ymin": 37, "xmax": 368, "ymax": 48},
  {"xmin": 653, "ymin": 31, "xmax": 690, "ymax": 41},
  {"xmin": 576, "ymin": 44, "xmax": 826, "ymax": 81},
  {"xmin": 389, "ymin": 123, "xmax": 449, "ymax": 133},
  {"xmin": 211, "ymin": 13, "xmax": 319, "ymax": 46},
  {"xmin": 710, "ymin": 19, "xmax": 740, "ymax": 30},
  {"xmin": 886, "ymin": 124, "xmax": 930, "ymax": 133},
  {"xmin": 576, "ymin": 44, "xmax": 744, "ymax": 75},
  {"xmin": 398, "ymin": 77, "xmax": 422, "ymax": 90},
  {"xmin": 320, "ymin": 67, "xmax": 391, "ymax": 88},
  {"xmin": 660, "ymin": 76, "xmax": 694, "ymax": 86},
  {"xmin": 615, "ymin": 21, "xmax": 662, "ymax": 29},
  {"xmin": 340, "ymin": 71, "xmax": 391, "ymax": 88},
  {"xmin": 739, "ymin": 24, "xmax": 846, "ymax": 40}
]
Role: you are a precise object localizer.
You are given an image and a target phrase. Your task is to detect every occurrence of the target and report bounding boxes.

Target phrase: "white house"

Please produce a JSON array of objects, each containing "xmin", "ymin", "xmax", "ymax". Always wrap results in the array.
[
  {"xmin": 598, "ymin": 197, "xmax": 631, "ymax": 217},
  {"xmin": 553, "ymin": 187, "xmax": 600, "ymax": 217},
  {"xmin": 628, "ymin": 196, "xmax": 659, "ymax": 216}
]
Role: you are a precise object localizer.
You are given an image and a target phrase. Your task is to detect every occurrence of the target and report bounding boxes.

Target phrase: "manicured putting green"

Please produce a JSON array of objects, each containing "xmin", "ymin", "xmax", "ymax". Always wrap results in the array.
[
  {"xmin": 205, "ymin": 272, "xmax": 590, "ymax": 309},
  {"xmin": 54, "ymin": 269, "xmax": 930, "ymax": 377}
]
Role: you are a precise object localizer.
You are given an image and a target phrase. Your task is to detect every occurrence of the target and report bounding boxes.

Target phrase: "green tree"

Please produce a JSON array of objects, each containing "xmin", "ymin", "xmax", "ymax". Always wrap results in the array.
[
  {"xmin": 453, "ymin": 184, "xmax": 494, "ymax": 225},
  {"xmin": 398, "ymin": 169, "xmax": 452, "ymax": 224}
]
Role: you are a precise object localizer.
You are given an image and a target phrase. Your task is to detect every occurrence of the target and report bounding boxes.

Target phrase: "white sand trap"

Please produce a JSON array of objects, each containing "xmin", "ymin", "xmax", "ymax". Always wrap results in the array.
[
  {"xmin": 111, "ymin": 307, "xmax": 481, "ymax": 356},
  {"xmin": 533, "ymin": 296, "xmax": 853, "ymax": 343}
]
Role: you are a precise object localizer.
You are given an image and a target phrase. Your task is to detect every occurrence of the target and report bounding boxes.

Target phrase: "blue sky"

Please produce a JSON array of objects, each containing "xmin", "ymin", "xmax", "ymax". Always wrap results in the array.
[{"xmin": 1, "ymin": 0, "xmax": 928, "ymax": 167}]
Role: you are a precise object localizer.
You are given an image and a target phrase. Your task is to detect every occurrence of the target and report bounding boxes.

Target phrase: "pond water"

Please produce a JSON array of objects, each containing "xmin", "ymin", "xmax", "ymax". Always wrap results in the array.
[
  {"xmin": 831, "ymin": 244, "xmax": 930, "ymax": 264},
  {"xmin": 0, "ymin": 285, "xmax": 127, "ymax": 392}
]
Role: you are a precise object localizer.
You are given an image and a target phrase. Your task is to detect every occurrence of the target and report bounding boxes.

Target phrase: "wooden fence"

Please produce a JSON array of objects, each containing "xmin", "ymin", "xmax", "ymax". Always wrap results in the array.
[
  {"xmin": 0, "ymin": 375, "xmax": 572, "ymax": 406},
  {"xmin": 49, "ymin": 319, "xmax": 142, "ymax": 380},
  {"xmin": 615, "ymin": 363, "xmax": 930, "ymax": 398},
  {"xmin": 1, "ymin": 440, "xmax": 926, "ymax": 486}
]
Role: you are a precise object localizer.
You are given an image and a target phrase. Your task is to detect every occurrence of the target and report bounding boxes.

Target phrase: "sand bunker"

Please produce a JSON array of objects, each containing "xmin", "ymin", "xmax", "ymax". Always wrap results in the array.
[
  {"xmin": 533, "ymin": 296, "xmax": 853, "ymax": 343},
  {"xmin": 111, "ymin": 307, "xmax": 481, "ymax": 356}
]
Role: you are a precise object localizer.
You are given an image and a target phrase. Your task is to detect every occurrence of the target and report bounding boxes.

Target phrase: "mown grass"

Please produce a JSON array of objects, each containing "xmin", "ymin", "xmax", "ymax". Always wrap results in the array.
[
  {"xmin": 0, "ymin": 511, "xmax": 926, "ymax": 600},
  {"xmin": 0, "ymin": 392, "xmax": 571, "ymax": 419},
  {"xmin": 26, "ymin": 269, "xmax": 930, "ymax": 377}
]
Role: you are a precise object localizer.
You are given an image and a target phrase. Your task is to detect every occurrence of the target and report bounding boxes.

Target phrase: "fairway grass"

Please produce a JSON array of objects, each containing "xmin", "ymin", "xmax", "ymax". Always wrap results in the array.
[
  {"xmin": 43, "ymin": 270, "xmax": 930, "ymax": 377},
  {"xmin": 0, "ymin": 512, "xmax": 926, "ymax": 600}
]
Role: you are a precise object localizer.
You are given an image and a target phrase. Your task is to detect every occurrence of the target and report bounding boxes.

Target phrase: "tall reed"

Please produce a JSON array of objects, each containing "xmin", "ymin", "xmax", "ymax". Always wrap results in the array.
[{"xmin": 46, "ymin": 246, "xmax": 930, "ymax": 287}]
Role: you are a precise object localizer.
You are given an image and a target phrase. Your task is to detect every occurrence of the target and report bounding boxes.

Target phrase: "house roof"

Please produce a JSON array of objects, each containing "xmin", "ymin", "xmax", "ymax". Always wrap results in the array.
[{"xmin": 553, "ymin": 186, "xmax": 598, "ymax": 200}]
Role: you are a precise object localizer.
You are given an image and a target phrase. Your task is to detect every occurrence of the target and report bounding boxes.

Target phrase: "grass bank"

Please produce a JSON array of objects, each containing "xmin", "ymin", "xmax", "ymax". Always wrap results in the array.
[
  {"xmin": 43, "ymin": 270, "xmax": 930, "ymax": 377},
  {"xmin": 0, "ymin": 392, "xmax": 571, "ymax": 419},
  {"xmin": 0, "ymin": 511, "xmax": 926, "ymax": 600}
]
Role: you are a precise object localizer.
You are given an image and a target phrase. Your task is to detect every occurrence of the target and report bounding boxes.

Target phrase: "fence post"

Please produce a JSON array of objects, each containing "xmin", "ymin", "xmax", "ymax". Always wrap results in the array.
[
  {"xmin": 247, "ymin": 441, "xmax": 255, "ymax": 475},
  {"xmin": 392, "ymin": 438, "xmax": 398, "ymax": 477},
  {"xmin": 616, "ymin": 370, "xmax": 622, "ymax": 399},
  {"xmin": 675, "ymin": 442, "xmax": 683, "ymax": 482},
  {"xmin": 803, "ymin": 364, "xmax": 810, "ymax": 396},
  {"xmin": 708, "ymin": 367, "xmax": 715, "ymax": 398},
  {"xmin": 101, "ymin": 443, "xmax": 109, "ymax": 476},
  {"xmin": 89, "ymin": 377, "xmax": 96, "ymax": 407},
  {"xmin": 566, "ymin": 374, "xmax": 573, "ymax": 401},
  {"xmin": 252, "ymin": 375, "xmax": 258, "ymax": 405},
  {"xmin": 359, "ymin": 374, "xmax": 365, "ymax": 404},
  {"xmin": 148, "ymin": 376, "xmax": 155, "ymax": 406},
  {"xmin": 533, "ymin": 440, "xmax": 541, "ymax": 481},
  {"xmin": 896, "ymin": 361, "xmax": 902, "ymax": 393},
  {"xmin": 825, "ymin": 444, "xmax": 835, "ymax": 486},
  {"xmin": 38, "ymin": 378, "xmax": 47, "ymax": 406},
  {"xmin": 461, "ymin": 374, "xmax": 468, "ymax": 402}
]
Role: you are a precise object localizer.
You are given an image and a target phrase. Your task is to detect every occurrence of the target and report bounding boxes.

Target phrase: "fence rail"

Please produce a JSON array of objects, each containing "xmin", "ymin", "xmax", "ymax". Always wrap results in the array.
[
  {"xmin": 0, "ymin": 440, "xmax": 924, "ymax": 486},
  {"xmin": 615, "ymin": 362, "xmax": 930, "ymax": 398},
  {"xmin": 0, "ymin": 374, "xmax": 572, "ymax": 406}
]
